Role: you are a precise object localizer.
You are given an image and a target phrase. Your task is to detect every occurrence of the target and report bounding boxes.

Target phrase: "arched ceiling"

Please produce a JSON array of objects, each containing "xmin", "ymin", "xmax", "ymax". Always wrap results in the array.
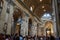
[
  {"xmin": 13, "ymin": 0, "xmax": 52, "ymax": 21},
  {"xmin": 23, "ymin": 0, "xmax": 52, "ymax": 18}
]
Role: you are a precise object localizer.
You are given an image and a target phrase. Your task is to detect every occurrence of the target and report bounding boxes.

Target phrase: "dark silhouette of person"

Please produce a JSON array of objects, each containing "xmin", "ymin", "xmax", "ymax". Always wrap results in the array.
[{"xmin": 50, "ymin": 34, "xmax": 55, "ymax": 40}]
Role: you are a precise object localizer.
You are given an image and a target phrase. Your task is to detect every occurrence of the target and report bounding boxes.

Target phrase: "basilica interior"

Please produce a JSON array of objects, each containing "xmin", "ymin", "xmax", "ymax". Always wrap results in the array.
[{"xmin": 0, "ymin": 0, "xmax": 60, "ymax": 37}]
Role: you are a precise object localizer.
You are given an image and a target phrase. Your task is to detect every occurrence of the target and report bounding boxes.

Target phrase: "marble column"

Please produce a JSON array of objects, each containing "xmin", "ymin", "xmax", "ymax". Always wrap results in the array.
[
  {"xmin": 21, "ymin": 15, "xmax": 28, "ymax": 36},
  {"xmin": 24, "ymin": 16, "xmax": 29, "ymax": 36},
  {"xmin": 0, "ymin": 0, "xmax": 7, "ymax": 34},
  {"xmin": 52, "ymin": 0, "xmax": 60, "ymax": 36},
  {"xmin": 31, "ymin": 20, "xmax": 37, "ymax": 36},
  {"xmin": 6, "ymin": 5, "xmax": 14, "ymax": 35}
]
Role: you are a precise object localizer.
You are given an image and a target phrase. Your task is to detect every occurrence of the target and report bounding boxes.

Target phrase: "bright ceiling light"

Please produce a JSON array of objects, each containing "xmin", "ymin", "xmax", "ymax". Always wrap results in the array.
[
  {"xmin": 40, "ymin": 0, "xmax": 42, "ymax": 2},
  {"xmin": 43, "ymin": 9, "xmax": 46, "ymax": 12},
  {"xmin": 30, "ymin": 7, "xmax": 33, "ymax": 11},
  {"xmin": 42, "ymin": 6, "xmax": 45, "ymax": 8}
]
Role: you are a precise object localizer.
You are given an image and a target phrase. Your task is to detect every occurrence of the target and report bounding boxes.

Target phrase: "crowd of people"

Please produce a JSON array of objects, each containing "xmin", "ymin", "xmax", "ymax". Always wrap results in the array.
[{"xmin": 0, "ymin": 33, "xmax": 60, "ymax": 40}]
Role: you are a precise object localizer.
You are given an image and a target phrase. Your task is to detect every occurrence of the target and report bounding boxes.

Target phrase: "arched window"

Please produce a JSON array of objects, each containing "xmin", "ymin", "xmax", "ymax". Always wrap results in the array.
[{"xmin": 41, "ymin": 13, "xmax": 52, "ymax": 20}]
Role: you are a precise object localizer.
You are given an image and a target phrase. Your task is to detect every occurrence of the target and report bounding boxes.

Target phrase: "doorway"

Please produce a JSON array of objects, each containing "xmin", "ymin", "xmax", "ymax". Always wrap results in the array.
[
  {"xmin": 15, "ymin": 23, "xmax": 21, "ymax": 35},
  {"xmin": 28, "ymin": 18, "xmax": 32, "ymax": 36}
]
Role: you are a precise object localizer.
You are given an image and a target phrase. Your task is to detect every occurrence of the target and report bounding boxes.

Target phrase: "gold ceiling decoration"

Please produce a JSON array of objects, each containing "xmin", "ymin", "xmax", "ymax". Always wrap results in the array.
[{"xmin": 23, "ymin": 0, "xmax": 52, "ymax": 18}]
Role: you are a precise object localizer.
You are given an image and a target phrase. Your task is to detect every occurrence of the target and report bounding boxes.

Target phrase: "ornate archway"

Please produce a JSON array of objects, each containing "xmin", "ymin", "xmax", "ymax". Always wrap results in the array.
[
  {"xmin": 12, "ymin": 7, "xmax": 23, "ymax": 34},
  {"xmin": 45, "ymin": 21, "xmax": 53, "ymax": 35}
]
